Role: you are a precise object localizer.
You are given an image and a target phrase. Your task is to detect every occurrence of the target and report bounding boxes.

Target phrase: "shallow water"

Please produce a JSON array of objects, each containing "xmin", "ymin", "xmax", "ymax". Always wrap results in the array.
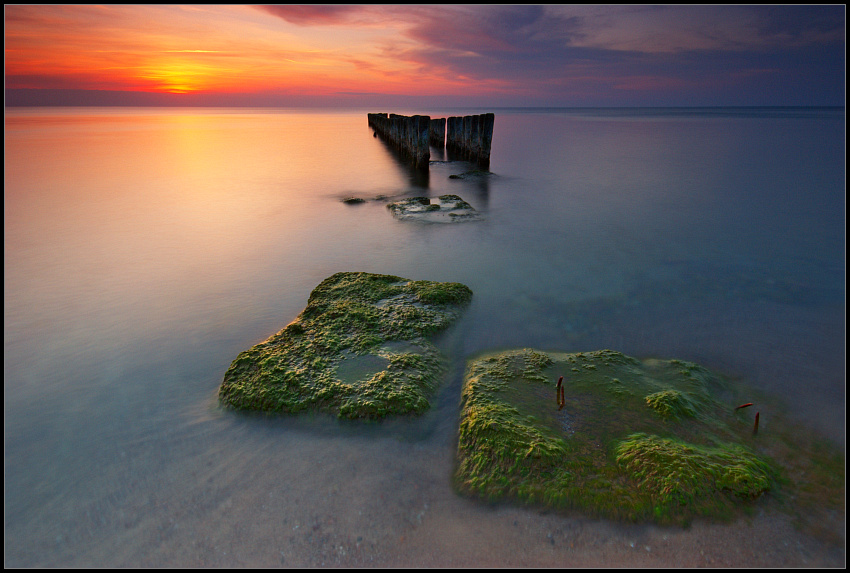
[{"xmin": 4, "ymin": 106, "xmax": 845, "ymax": 566}]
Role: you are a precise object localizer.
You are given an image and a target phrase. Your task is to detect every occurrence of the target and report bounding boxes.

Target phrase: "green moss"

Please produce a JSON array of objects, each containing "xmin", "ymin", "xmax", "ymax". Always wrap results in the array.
[
  {"xmin": 386, "ymin": 197, "xmax": 430, "ymax": 216},
  {"xmin": 410, "ymin": 279, "xmax": 474, "ymax": 306},
  {"xmin": 645, "ymin": 389, "xmax": 697, "ymax": 420},
  {"xmin": 454, "ymin": 348, "xmax": 784, "ymax": 525},
  {"xmin": 615, "ymin": 433, "xmax": 774, "ymax": 513},
  {"xmin": 437, "ymin": 194, "xmax": 474, "ymax": 210},
  {"xmin": 219, "ymin": 272, "xmax": 472, "ymax": 419}
]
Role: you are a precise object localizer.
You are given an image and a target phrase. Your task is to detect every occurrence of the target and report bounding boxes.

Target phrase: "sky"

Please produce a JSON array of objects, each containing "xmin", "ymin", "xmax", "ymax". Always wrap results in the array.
[{"xmin": 4, "ymin": 4, "xmax": 846, "ymax": 107}]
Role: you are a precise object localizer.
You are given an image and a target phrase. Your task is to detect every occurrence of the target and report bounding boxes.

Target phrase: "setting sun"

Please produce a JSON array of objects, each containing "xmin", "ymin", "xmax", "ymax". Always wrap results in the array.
[{"xmin": 139, "ymin": 62, "xmax": 213, "ymax": 93}]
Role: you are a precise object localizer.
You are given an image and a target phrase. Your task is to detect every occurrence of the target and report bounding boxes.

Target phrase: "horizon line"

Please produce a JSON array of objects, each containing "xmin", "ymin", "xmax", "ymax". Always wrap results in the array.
[
  {"xmin": 4, "ymin": 88, "xmax": 843, "ymax": 110},
  {"xmin": 5, "ymin": 103, "xmax": 845, "ymax": 109}
]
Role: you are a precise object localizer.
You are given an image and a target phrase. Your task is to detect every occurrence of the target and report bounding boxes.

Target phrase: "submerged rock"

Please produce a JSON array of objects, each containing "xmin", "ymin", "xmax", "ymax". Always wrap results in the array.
[
  {"xmin": 386, "ymin": 194, "xmax": 481, "ymax": 223},
  {"xmin": 448, "ymin": 170, "xmax": 492, "ymax": 180},
  {"xmin": 219, "ymin": 272, "xmax": 472, "ymax": 419},
  {"xmin": 454, "ymin": 348, "xmax": 783, "ymax": 525}
]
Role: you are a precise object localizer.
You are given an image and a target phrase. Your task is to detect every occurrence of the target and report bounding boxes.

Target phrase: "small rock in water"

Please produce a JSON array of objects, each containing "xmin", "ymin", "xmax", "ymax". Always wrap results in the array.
[
  {"xmin": 385, "ymin": 194, "xmax": 481, "ymax": 223},
  {"xmin": 448, "ymin": 170, "xmax": 492, "ymax": 180}
]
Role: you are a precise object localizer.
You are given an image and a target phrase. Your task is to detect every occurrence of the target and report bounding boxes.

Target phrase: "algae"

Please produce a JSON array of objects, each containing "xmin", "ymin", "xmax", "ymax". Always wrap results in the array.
[
  {"xmin": 219, "ymin": 272, "xmax": 472, "ymax": 419},
  {"xmin": 645, "ymin": 389, "xmax": 698, "ymax": 420},
  {"xmin": 386, "ymin": 195, "xmax": 481, "ymax": 223},
  {"xmin": 454, "ymin": 348, "xmax": 786, "ymax": 525}
]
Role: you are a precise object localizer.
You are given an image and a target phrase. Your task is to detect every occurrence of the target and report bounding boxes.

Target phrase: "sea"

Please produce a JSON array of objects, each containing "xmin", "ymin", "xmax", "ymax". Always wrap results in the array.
[{"xmin": 4, "ymin": 106, "xmax": 845, "ymax": 567}]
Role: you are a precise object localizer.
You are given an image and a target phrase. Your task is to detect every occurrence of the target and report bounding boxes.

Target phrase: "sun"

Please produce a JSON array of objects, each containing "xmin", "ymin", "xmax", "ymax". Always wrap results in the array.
[{"xmin": 137, "ymin": 61, "xmax": 215, "ymax": 94}]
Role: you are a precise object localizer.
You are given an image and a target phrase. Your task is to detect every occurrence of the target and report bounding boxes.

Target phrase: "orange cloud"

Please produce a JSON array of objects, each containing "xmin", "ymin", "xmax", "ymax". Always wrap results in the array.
[
  {"xmin": 3, "ymin": 4, "xmax": 530, "ymax": 99},
  {"xmin": 4, "ymin": 5, "xmax": 407, "ymax": 95}
]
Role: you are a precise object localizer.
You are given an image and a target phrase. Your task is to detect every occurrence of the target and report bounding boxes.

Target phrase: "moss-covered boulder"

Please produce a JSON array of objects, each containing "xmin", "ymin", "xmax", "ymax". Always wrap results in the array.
[
  {"xmin": 386, "ymin": 194, "xmax": 480, "ymax": 223},
  {"xmin": 219, "ymin": 272, "xmax": 472, "ymax": 419},
  {"xmin": 454, "ymin": 348, "xmax": 784, "ymax": 525}
]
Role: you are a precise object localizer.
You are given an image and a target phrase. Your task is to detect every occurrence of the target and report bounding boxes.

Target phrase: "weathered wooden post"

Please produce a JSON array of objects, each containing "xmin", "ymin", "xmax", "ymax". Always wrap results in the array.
[
  {"xmin": 403, "ymin": 116, "xmax": 412, "ymax": 161},
  {"xmin": 469, "ymin": 113, "xmax": 494, "ymax": 169},
  {"xmin": 401, "ymin": 115, "xmax": 410, "ymax": 155},
  {"xmin": 479, "ymin": 112, "xmax": 494, "ymax": 168},
  {"xmin": 451, "ymin": 117, "xmax": 463, "ymax": 149},
  {"xmin": 446, "ymin": 116, "xmax": 460, "ymax": 152},
  {"xmin": 468, "ymin": 115, "xmax": 481, "ymax": 162},
  {"xmin": 462, "ymin": 116, "xmax": 472, "ymax": 160},
  {"xmin": 429, "ymin": 118, "xmax": 446, "ymax": 147},
  {"xmin": 414, "ymin": 115, "xmax": 430, "ymax": 169},
  {"xmin": 390, "ymin": 115, "xmax": 401, "ymax": 149}
]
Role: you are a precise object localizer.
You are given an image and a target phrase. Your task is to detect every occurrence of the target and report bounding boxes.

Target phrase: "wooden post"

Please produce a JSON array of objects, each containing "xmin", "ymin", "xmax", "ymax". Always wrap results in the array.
[
  {"xmin": 446, "ymin": 116, "xmax": 462, "ymax": 153},
  {"xmin": 462, "ymin": 116, "xmax": 472, "ymax": 160},
  {"xmin": 468, "ymin": 115, "xmax": 481, "ymax": 162},
  {"xmin": 403, "ymin": 115, "xmax": 412, "ymax": 156},
  {"xmin": 479, "ymin": 113, "xmax": 494, "ymax": 169},
  {"xmin": 429, "ymin": 117, "xmax": 446, "ymax": 147},
  {"xmin": 411, "ymin": 115, "xmax": 427, "ymax": 170}
]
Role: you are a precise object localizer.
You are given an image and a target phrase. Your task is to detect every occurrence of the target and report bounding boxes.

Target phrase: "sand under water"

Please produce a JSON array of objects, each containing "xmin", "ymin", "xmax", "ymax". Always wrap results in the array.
[{"xmin": 10, "ymin": 395, "xmax": 841, "ymax": 568}]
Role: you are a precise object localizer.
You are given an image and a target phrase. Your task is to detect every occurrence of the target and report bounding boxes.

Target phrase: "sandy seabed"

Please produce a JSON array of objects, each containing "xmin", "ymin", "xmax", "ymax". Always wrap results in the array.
[{"xmin": 7, "ymin": 404, "xmax": 843, "ymax": 569}]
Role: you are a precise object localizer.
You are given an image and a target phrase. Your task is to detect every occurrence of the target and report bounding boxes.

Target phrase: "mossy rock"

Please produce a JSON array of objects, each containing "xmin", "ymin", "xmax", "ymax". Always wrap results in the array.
[
  {"xmin": 454, "ymin": 348, "xmax": 789, "ymax": 525},
  {"xmin": 386, "ymin": 195, "xmax": 481, "ymax": 223},
  {"xmin": 644, "ymin": 389, "xmax": 698, "ymax": 420},
  {"xmin": 219, "ymin": 272, "xmax": 472, "ymax": 419}
]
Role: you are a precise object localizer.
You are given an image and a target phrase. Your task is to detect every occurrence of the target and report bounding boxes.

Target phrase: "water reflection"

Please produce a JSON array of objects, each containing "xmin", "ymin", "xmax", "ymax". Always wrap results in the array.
[
  {"xmin": 368, "ymin": 126, "xmax": 431, "ymax": 189},
  {"xmin": 4, "ymin": 107, "xmax": 844, "ymax": 567}
]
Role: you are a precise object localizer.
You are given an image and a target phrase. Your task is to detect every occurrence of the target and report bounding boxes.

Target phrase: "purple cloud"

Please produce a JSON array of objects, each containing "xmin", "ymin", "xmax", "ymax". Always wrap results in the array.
[{"xmin": 255, "ymin": 5, "xmax": 367, "ymax": 25}]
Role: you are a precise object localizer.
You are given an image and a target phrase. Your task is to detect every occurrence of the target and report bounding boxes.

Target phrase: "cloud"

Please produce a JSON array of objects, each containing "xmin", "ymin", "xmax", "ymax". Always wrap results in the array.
[
  {"xmin": 256, "ymin": 5, "xmax": 844, "ymax": 56},
  {"xmin": 255, "ymin": 4, "xmax": 844, "ymax": 102},
  {"xmin": 255, "ymin": 5, "xmax": 368, "ymax": 26},
  {"xmin": 753, "ymin": 5, "xmax": 846, "ymax": 47},
  {"xmin": 6, "ymin": 4, "xmax": 845, "ymax": 107},
  {"xmin": 391, "ymin": 5, "xmax": 845, "ymax": 103}
]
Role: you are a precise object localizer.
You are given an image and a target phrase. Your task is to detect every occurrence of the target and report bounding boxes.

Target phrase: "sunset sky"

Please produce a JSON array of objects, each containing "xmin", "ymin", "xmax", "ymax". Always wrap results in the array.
[{"xmin": 4, "ymin": 4, "xmax": 846, "ymax": 107}]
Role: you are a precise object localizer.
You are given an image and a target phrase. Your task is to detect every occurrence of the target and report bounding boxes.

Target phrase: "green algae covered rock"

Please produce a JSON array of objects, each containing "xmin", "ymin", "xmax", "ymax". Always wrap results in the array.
[
  {"xmin": 644, "ymin": 389, "xmax": 698, "ymax": 420},
  {"xmin": 454, "ymin": 348, "xmax": 782, "ymax": 525},
  {"xmin": 386, "ymin": 194, "xmax": 481, "ymax": 223},
  {"xmin": 219, "ymin": 272, "xmax": 472, "ymax": 419}
]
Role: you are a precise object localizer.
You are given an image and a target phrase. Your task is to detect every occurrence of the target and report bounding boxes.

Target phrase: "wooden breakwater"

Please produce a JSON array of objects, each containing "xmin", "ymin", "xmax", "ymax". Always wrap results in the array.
[
  {"xmin": 446, "ymin": 113, "xmax": 494, "ymax": 169},
  {"xmin": 368, "ymin": 112, "xmax": 494, "ymax": 170},
  {"xmin": 367, "ymin": 113, "xmax": 431, "ymax": 170}
]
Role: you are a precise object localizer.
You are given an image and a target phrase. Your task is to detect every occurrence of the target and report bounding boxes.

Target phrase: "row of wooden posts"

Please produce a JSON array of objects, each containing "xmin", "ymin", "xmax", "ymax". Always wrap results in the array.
[{"xmin": 367, "ymin": 112, "xmax": 495, "ymax": 171}]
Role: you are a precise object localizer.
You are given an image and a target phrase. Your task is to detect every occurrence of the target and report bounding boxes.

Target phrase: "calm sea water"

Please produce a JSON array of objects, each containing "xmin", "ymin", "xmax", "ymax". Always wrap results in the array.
[{"xmin": 4, "ymin": 106, "xmax": 845, "ymax": 567}]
